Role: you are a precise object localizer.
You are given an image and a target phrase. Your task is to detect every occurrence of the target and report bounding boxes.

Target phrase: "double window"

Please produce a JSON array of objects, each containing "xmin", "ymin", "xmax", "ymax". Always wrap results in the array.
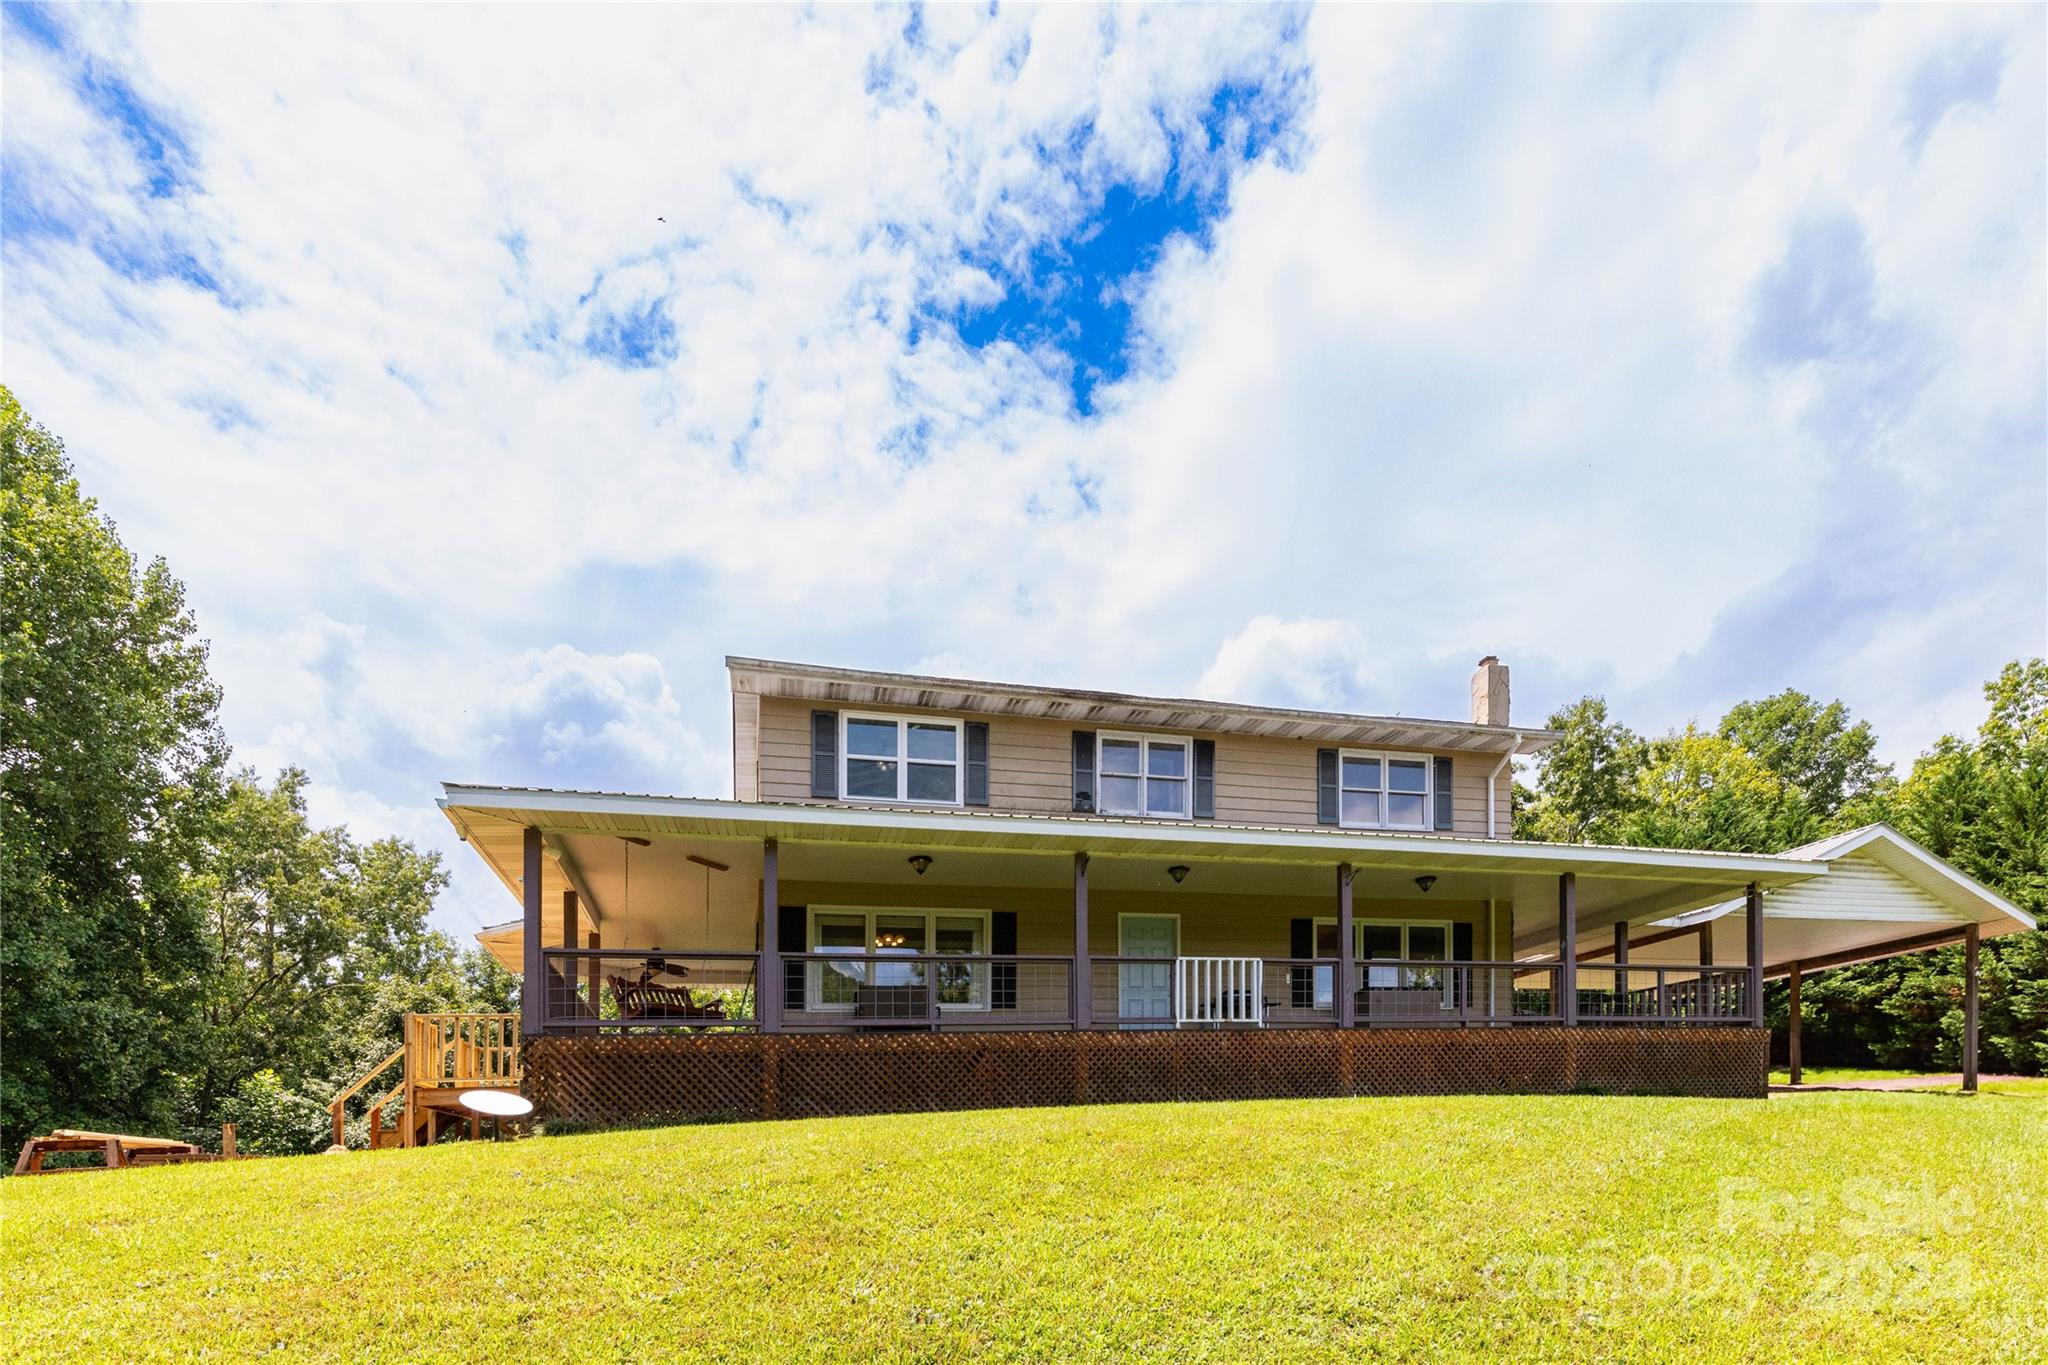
[
  {"xmin": 842, "ymin": 713, "xmax": 962, "ymax": 804},
  {"xmin": 1310, "ymin": 919, "xmax": 1453, "ymax": 1003},
  {"xmin": 807, "ymin": 907, "xmax": 991, "ymax": 1009},
  {"xmin": 1338, "ymin": 750, "xmax": 1432, "ymax": 830},
  {"xmin": 1097, "ymin": 733, "xmax": 1192, "ymax": 818}
]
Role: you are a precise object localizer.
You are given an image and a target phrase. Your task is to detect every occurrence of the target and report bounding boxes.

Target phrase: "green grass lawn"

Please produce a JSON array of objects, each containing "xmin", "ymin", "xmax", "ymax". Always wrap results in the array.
[
  {"xmin": 1768, "ymin": 1067, "xmax": 2048, "ymax": 1096},
  {"xmin": 1770, "ymin": 1066, "xmax": 1923, "ymax": 1084},
  {"xmin": 5, "ymin": 1093, "xmax": 2045, "ymax": 1362}
]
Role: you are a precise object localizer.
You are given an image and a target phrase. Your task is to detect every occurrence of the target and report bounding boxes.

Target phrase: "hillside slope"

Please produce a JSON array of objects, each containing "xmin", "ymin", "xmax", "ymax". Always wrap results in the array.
[{"xmin": 4, "ymin": 1094, "xmax": 2044, "ymax": 1361}]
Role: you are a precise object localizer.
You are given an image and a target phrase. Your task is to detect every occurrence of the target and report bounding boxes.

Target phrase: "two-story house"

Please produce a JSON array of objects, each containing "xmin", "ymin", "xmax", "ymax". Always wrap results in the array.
[{"xmin": 442, "ymin": 656, "xmax": 2032, "ymax": 1125}]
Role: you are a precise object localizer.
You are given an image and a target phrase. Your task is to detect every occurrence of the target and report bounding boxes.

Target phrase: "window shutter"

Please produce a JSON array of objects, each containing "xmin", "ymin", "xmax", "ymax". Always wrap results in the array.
[
  {"xmin": 991, "ymin": 910, "xmax": 1017, "ymax": 1010},
  {"xmin": 778, "ymin": 905, "xmax": 807, "ymax": 1011},
  {"xmin": 1071, "ymin": 731, "xmax": 1096, "ymax": 813},
  {"xmin": 964, "ymin": 722, "xmax": 990, "ymax": 807},
  {"xmin": 1433, "ymin": 756, "xmax": 1454, "ymax": 830},
  {"xmin": 1316, "ymin": 749, "xmax": 1339, "ymax": 825},
  {"xmin": 1192, "ymin": 739, "xmax": 1216, "ymax": 819},
  {"xmin": 1289, "ymin": 918, "xmax": 1314, "ymax": 1009},
  {"xmin": 810, "ymin": 710, "xmax": 838, "ymax": 799}
]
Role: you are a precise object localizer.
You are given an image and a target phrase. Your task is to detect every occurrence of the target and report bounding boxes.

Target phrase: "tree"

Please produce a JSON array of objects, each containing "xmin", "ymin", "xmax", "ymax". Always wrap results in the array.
[
  {"xmin": 1515, "ymin": 697, "xmax": 1647, "ymax": 844},
  {"xmin": 1, "ymin": 387, "xmax": 227, "ymax": 1151},
  {"xmin": 1617, "ymin": 726, "xmax": 1791, "ymax": 853},
  {"xmin": 1717, "ymin": 689, "xmax": 1890, "ymax": 841},
  {"xmin": 186, "ymin": 768, "xmax": 457, "ymax": 1123},
  {"xmin": 1781, "ymin": 660, "xmax": 2048, "ymax": 1075}
]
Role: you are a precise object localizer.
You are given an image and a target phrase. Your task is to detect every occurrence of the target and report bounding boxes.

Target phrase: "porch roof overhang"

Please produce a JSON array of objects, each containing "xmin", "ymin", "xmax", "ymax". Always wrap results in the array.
[
  {"xmin": 728, "ymin": 656, "xmax": 1559, "ymax": 754},
  {"xmin": 1629, "ymin": 824, "xmax": 2036, "ymax": 978},
  {"xmin": 444, "ymin": 784, "xmax": 1834, "ymax": 969}
]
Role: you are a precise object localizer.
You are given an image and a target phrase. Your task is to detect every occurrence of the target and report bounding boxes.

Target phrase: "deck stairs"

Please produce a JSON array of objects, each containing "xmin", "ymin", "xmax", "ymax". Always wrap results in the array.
[{"xmin": 328, "ymin": 1013, "xmax": 522, "ymax": 1150}]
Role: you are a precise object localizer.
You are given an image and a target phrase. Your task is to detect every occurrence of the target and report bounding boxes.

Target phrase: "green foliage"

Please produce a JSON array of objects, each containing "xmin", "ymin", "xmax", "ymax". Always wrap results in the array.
[
  {"xmin": 2, "ymin": 388, "xmax": 507, "ymax": 1152},
  {"xmin": 1522, "ymin": 661, "xmax": 2048, "ymax": 1075},
  {"xmin": 1, "ymin": 386, "xmax": 227, "ymax": 1151},
  {"xmin": 1617, "ymin": 725, "xmax": 1792, "ymax": 853},
  {"xmin": 214, "ymin": 1069, "xmax": 332, "ymax": 1158},
  {"xmin": 186, "ymin": 768, "xmax": 455, "ymax": 1121},
  {"xmin": 1718, "ymin": 688, "xmax": 1887, "ymax": 834},
  {"xmin": 1515, "ymin": 696, "xmax": 1647, "ymax": 843},
  {"xmin": 4, "ymin": 1096, "xmax": 2044, "ymax": 1360}
]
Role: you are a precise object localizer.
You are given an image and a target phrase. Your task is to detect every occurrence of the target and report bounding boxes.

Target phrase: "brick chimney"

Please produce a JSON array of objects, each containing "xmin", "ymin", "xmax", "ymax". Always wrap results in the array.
[{"xmin": 1470, "ymin": 656, "xmax": 1510, "ymax": 726}]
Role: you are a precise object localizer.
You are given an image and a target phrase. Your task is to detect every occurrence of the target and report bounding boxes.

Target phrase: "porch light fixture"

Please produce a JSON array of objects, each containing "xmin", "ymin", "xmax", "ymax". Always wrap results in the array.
[
  {"xmin": 907, "ymin": 854, "xmax": 933, "ymax": 876},
  {"xmin": 1167, "ymin": 865, "xmax": 1191, "ymax": 884},
  {"xmin": 1414, "ymin": 875, "xmax": 1437, "ymax": 894}
]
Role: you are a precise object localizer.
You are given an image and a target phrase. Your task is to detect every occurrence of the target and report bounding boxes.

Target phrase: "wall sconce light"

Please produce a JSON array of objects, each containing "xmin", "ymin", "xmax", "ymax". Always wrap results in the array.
[
  {"xmin": 1167, "ymin": 865, "xmax": 1191, "ymax": 884},
  {"xmin": 1414, "ymin": 875, "xmax": 1437, "ymax": 894},
  {"xmin": 907, "ymin": 855, "xmax": 934, "ymax": 876}
]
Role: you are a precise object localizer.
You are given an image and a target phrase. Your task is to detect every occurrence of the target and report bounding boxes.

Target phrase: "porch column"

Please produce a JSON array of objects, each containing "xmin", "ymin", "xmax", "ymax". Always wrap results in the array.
[
  {"xmin": 1962, "ymin": 922, "xmax": 1980, "ymax": 1093},
  {"xmin": 560, "ymin": 890, "xmax": 578, "ymax": 1019},
  {"xmin": 1613, "ymin": 921, "xmax": 1629, "ymax": 1018},
  {"xmin": 1787, "ymin": 964, "xmax": 1803, "ymax": 1086},
  {"xmin": 1745, "ymin": 882, "xmax": 1764, "ymax": 1027},
  {"xmin": 759, "ymin": 838, "xmax": 781, "ymax": 1032},
  {"xmin": 1073, "ymin": 853, "xmax": 1091, "ymax": 1029},
  {"xmin": 585, "ymin": 929, "xmax": 601, "ymax": 1024},
  {"xmin": 520, "ymin": 827, "xmax": 543, "ymax": 1035},
  {"xmin": 1557, "ymin": 872, "xmax": 1577, "ymax": 1026},
  {"xmin": 1335, "ymin": 864, "xmax": 1355, "ymax": 1029}
]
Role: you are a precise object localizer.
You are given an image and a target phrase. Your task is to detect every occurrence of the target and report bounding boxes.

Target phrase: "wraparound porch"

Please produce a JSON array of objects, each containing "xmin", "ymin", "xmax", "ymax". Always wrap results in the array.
[{"xmin": 492, "ymin": 823, "xmax": 1775, "ymax": 1037}]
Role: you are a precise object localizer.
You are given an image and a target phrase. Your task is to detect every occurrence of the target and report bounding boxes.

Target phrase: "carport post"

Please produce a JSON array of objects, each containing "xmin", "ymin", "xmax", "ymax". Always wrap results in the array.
[
  {"xmin": 1962, "ymin": 923, "xmax": 1980, "ymax": 1093},
  {"xmin": 1557, "ymin": 873, "xmax": 1577, "ymax": 1026},
  {"xmin": 1745, "ymin": 882, "xmax": 1764, "ymax": 1027},
  {"xmin": 1787, "ymin": 965, "xmax": 1802, "ymax": 1086}
]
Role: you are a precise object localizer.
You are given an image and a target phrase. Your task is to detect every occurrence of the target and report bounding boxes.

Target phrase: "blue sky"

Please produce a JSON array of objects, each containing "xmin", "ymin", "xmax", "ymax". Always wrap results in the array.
[{"xmin": 4, "ymin": 4, "xmax": 2043, "ymax": 937}]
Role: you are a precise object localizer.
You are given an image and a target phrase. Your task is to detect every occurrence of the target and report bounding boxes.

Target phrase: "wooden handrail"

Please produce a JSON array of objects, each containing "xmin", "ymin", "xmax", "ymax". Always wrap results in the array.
[{"xmin": 328, "ymin": 1045, "xmax": 406, "ymax": 1147}]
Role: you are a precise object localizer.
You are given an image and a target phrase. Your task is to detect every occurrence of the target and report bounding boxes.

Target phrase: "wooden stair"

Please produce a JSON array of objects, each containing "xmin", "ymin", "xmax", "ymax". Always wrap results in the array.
[{"xmin": 330, "ymin": 1013, "xmax": 522, "ymax": 1150}]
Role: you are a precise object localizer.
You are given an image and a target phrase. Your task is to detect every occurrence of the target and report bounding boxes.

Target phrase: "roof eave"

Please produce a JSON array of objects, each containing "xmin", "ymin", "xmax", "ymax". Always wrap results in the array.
[{"xmin": 724, "ymin": 656, "xmax": 1559, "ymax": 753}]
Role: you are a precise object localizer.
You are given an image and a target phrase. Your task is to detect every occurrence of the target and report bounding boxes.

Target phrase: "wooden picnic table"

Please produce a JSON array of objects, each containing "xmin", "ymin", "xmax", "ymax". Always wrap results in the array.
[{"xmin": 12, "ymin": 1127, "xmax": 232, "ymax": 1175}]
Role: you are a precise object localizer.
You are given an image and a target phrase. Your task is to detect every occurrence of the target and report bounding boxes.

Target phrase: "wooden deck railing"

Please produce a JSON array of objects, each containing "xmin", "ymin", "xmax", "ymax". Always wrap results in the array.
[
  {"xmin": 408, "ymin": 1012, "xmax": 521, "ymax": 1087},
  {"xmin": 327, "ymin": 1013, "xmax": 523, "ymax": 1149}
]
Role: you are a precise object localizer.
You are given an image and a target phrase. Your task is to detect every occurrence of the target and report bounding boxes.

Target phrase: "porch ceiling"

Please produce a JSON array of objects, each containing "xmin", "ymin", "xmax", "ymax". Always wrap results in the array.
[{"xmin": 444, "ymin": 785, "xmax": 1828, "ymax": 968}]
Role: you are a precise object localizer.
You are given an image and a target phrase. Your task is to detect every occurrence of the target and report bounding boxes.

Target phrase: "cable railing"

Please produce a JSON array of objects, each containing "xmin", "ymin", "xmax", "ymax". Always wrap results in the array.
[
  {"xmin": 781, "ymin": 953, "xmax": 1074, "ymax": 1030},
  {"xmin": 1571, "ymin": 964, "xmax": 1751, "ymax": 1023},
  {"xmin": 539, "ymin": 949, "xmax": 759, "ymax": 1029},
  {"xmin": 528, "ymin": 949, "xmax": 1750, "ymax": 1032}
]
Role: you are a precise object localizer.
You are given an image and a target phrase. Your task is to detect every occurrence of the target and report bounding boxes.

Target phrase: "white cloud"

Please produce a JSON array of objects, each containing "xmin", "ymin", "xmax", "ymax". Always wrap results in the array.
[
  {"xmin": 4, "ymin": 3, "xmax": 2041, "ymax": 938},
  {"xmin": 1197, "ymin": 617, "xmax": 1378, "ymax": 712}
]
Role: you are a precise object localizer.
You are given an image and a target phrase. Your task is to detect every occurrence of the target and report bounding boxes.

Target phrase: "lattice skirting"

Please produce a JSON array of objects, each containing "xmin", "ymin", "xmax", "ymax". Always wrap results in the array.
[{"xmin": 521, "ymin": 1027, "xmax": 1766, "ymax": 1125}]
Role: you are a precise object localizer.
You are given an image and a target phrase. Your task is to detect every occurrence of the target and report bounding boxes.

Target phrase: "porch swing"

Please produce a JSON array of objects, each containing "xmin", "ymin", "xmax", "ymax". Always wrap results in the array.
[{"xmin": 605, "ymin": 840, "xmax": 738, "ymax": 1026}]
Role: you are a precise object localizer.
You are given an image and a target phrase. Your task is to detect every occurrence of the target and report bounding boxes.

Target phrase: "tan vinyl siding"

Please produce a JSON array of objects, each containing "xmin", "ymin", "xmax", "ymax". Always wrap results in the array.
[
  {"xmin": 752, "ymin": 694, "xmax": 1510, "ymax": 837},
  {"xmin": 758, "ymin": 697, "xmax": 814, "ymax": 798},
  {"xmin": 1761, "ymin": 851, "xmax": 1973, "ymax": 924},
  {"xmin": 778, "ymin": 879, "xmax": 1487, "ymax": 957},
  {"xmin": 732, "ymin": 691, "xmax": 761, "ymax": 801}
]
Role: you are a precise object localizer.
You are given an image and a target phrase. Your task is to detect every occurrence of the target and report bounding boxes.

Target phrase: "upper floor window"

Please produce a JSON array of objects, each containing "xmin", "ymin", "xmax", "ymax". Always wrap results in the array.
[
  {"xmin": 1098, "ymin": 733, "xmax": 1191, "ymax": 818},
  {"xmin": 843, "ymin": 713, "xmax": 962, "ymax": 804},
  {"xmin": 1340, "ymin": 750, "xmax": 1431, "ymax": 830}
]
